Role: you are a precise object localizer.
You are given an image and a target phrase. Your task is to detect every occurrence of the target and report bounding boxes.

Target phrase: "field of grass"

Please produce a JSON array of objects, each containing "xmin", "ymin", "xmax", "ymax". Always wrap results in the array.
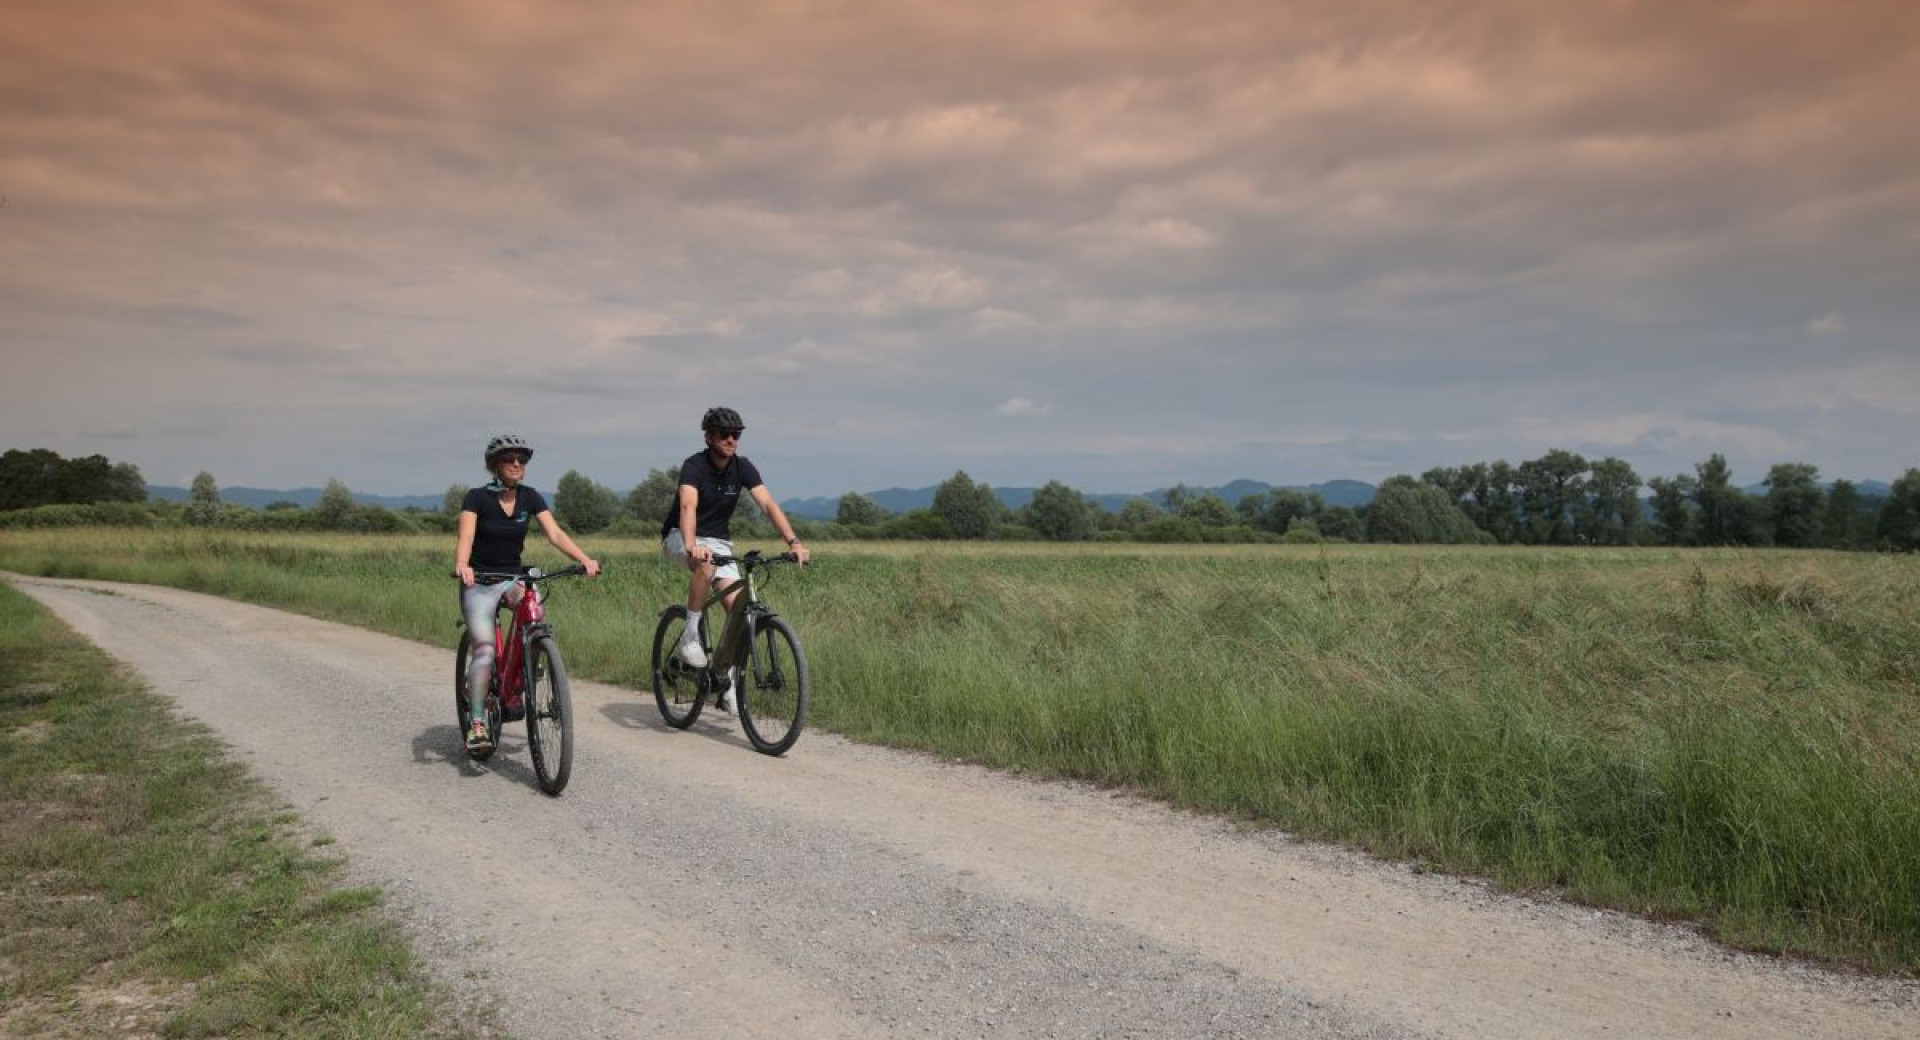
[
  {"xmin": 3, "ymin": 528, "xmax": 1918, "ymax": 972},
  {"xmin": 0, "ymin": 578, "xmax": 501, "ymax": 1039}
]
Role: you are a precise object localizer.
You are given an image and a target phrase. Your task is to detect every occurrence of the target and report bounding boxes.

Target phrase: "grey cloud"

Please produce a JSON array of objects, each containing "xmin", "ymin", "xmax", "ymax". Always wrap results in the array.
[
  {"xmin": 115, "ymin": 304, "xmax": 251, "ymax": 331},
  {"xmin": 1807, "ymin": 311, "xmax": 1848, "ymax": 337},
  {"xmin": 154, "ymin": 419, "xmax": 231, "ymax": 439}
]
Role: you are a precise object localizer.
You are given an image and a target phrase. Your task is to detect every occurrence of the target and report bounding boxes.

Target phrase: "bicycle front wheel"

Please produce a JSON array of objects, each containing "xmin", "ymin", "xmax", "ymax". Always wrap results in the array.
[
  {"xmin": 651, "ymin": 606, "xmax": 704, "ymax": 728},
  {"xmin": 525, "ymin": 636, "xmax": 573, "ymax": 796},
  {"xmin": 738, "ymin": 616, "xmax": 809, "ymax": 756}
]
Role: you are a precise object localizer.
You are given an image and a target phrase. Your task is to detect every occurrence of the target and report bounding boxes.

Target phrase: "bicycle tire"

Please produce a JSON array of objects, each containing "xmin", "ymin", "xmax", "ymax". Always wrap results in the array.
[
  {"xmin": 651, "ymin": 606, "xmax": 705, "ymax": 728},
  {"xmin": 738, "ymin": 615, "xmax": 809, "ymax": 756},
  {"xmin": 454, "ymin": 633, "xmax": 500, "ymax": 761},
  {"xmin": 525, "ymin": 635, "xmax": 573, "ymax": 796}
]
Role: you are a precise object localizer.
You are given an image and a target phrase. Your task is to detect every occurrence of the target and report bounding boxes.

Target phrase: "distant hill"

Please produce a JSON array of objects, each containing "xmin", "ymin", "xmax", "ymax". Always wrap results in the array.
[
  {"xmin": 146, "ymin": 485, "xmax": 445, "ymax": 511},
  {"xmin": 778, "ymin": 479, "xmax": 1379, "ymax": 520}
]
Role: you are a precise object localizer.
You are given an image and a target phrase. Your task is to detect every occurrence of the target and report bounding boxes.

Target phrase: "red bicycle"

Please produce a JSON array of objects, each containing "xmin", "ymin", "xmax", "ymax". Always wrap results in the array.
[{"xmin": 454, "ymin": 565, "xmax": 585, "ymax": 795}]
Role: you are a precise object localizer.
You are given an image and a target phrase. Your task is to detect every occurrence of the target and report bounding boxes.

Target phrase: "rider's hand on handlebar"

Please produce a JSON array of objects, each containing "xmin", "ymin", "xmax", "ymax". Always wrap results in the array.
[
  {"xmin": 582, "ymin": 558, "xmax": 602, "ymax": 577},
  {"xmin": 455, "ymin": 565, "xmax": 476, "ymax": 587},
  {"xmin": 687, "ymin": 542, "xmax": 713, "ymax": 569}
]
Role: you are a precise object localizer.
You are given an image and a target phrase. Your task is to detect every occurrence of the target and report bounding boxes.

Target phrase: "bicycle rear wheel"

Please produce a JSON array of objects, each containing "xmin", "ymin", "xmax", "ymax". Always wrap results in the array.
[
  {"xmin": 525, "ymin": 635, "xmax": 573, "ymax": 796},
  {"xmin": 738, "ymin": 615, "xmax": 809, "ymax": 756},
  {"xmin": 454, "ymin": 633, "xmax": 500, "ymax": 761},
  {"xmin": 651, "ymin": 606, "xmax": 705, "ymax": 728}
]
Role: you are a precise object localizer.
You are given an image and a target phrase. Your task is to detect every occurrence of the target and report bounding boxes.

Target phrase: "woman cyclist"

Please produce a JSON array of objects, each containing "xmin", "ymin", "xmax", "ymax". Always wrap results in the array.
[
  {"xmin": 455, "ymin": 433, "xmax": 600, "ymax": 751},
  {"xmin": 659, "ymin": 407, "xmax": 811, "ymax": 713}
]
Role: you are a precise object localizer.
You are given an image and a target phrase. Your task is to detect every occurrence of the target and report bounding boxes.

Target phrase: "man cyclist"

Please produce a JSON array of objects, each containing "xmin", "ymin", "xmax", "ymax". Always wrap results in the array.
[
  {"xmin": 455, "ymin": 434, "xmax": 600, "ymax": 751},
  {"xmin": 659, "ymin": 407, "xmax": 811, "ymax": 713}
]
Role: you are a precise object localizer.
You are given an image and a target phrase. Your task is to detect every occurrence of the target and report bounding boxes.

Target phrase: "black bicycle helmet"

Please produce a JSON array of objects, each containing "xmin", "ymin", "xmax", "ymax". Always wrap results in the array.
[
  {"xmin": 484, "ymin": 433, "xmax": 534, "ymax": 463},
  {"xmin": 701, "ymin": 406, "xmax": 745, "ymax": 432}
]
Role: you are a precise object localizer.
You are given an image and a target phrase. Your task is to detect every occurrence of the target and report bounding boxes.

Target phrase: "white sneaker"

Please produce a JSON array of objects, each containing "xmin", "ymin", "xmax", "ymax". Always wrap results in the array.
[
  {"xmin": 676, "ymin": 638, "xmax": 707, "ymax": 668},
  {"xmin": 715, "ymin": 670, "xmax": 737, "ymax": 715}
]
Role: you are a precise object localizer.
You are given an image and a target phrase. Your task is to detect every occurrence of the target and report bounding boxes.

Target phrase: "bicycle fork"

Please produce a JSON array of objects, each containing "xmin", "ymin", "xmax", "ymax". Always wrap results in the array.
[{"xmin": 739, "ymin": 606, "xmax": 788, "ymax": 692}]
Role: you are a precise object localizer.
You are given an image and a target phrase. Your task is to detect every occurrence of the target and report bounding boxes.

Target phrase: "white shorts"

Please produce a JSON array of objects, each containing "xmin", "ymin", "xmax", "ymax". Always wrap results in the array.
[{"xmin": 662, "ymin": 531, "xmax": 740, "ymax": 583}]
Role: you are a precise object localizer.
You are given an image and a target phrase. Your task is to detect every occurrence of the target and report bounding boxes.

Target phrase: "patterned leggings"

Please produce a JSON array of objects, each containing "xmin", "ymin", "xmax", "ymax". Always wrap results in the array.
[{"xmin": 460, "ymin": 579, "xmax": 523, "ymax": 717}]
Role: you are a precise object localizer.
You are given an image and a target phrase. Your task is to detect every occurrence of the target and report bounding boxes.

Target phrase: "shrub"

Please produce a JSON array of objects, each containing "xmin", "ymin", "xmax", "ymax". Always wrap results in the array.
[{"xmin": 0, "ymin": 502, "xmax": 162, "ymax": 528}]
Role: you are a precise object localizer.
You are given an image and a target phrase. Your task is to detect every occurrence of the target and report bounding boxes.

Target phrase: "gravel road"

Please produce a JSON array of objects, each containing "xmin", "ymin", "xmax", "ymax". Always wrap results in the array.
[{"xmin": 11, "ymin": 574, "xmax": 1918, "ymax": 1040}]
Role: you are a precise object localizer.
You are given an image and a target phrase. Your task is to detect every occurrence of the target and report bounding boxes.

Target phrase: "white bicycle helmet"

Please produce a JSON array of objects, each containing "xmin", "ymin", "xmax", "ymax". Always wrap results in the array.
[{"xmin": 484, "ymin": 433, "xmax": 534, "ymax": 463}]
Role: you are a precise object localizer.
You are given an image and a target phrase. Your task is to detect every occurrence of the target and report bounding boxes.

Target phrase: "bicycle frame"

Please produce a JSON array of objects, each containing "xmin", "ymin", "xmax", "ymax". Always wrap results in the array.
[
  {"xmin": 700, "ymin": 556, "xmax": 783, "ymax": 673},
  {"xmin": 491, "ymin": 578, "xmax": 551, "ymax": 704}
]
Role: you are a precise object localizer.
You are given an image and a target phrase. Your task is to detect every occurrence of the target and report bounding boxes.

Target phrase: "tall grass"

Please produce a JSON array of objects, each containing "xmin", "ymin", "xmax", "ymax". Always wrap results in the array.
[{"xmin": 4, "ymin": 530, "xmax": 1918, "ymax": 970}]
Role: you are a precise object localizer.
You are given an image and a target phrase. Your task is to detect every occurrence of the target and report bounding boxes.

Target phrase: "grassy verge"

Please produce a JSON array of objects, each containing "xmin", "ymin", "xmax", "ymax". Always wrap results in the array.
[
  {"xmin": 0, "ymin": 580, "xmax": 504, "ymax": 1039},
  {"xmin": 2, "ymin": 529, "xmax": 1917, "ymax": 972}
]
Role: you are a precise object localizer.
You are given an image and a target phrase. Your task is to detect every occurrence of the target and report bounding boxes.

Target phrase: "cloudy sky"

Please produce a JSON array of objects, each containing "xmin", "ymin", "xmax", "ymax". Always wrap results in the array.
[{"xmin": 4, "ymin": 0, "xmax": 1916, "ymax": 500}]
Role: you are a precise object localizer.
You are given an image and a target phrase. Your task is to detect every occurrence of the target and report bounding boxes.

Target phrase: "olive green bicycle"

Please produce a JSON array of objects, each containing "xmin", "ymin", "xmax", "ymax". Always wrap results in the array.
[{"xmin": 651, "ymin": 549, "xmax": 810, "ymax": 756}]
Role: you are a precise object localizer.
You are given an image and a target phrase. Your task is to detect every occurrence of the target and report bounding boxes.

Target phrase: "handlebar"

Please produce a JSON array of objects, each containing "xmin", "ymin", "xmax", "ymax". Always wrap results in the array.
[
  {"xmin": 454, "ymin": 564, "xmax": 594, "ymax": 583},
  {"xmin": 706, "ymin": 550, "xmax": 802, "ymax": 570}
]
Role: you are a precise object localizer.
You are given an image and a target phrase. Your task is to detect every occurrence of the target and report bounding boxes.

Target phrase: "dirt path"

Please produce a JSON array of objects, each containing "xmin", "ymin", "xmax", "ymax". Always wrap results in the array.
[{"xmin": 11, "ymin": 574, "xmax": 1918, "ymax": 1039}]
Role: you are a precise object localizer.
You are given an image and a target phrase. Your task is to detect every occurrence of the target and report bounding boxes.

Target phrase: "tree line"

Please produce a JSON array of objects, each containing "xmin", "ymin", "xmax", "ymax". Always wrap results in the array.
[
  {"xmin": 0, "ymin": 448, "xmax": 146, "ymax": 510},
  {"xmin": 807, "ymin": 453, "xmax": 1920, "ymax": 551},
  {"xmin": 1411, "ymin": 451, "xmax": 1916, "ymax": 550},
  {"xmin": 6, "ymin": 446, "xmax": 1919, "ymax": 551},
  {"xmin": 0, "ymin": 455, "xmax": 445, "ymax": 533}
]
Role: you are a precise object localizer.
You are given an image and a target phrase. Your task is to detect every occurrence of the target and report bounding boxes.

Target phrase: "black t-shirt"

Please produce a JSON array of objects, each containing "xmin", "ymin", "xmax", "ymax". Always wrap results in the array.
[
  {"xmin": 462, "ymin": 485, "xmax": 549, "ymax": 572},
  {"xmin": 659, "ymin": 451, "xmax": 763, "ymax": 540}
]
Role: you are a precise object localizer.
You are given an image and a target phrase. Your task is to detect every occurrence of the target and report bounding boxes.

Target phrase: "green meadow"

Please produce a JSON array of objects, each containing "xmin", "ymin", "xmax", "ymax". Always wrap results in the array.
[{"xmin": 3, "ymin": 528, "xmax": 1918, "ymax": 971}]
